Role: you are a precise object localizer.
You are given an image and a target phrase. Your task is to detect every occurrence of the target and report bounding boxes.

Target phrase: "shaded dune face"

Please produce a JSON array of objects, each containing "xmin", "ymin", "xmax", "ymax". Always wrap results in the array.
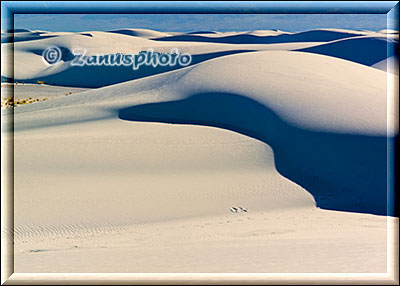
[
  {"xmin": 1, "ymin": 34, "xmax": 57, "ymax": 43},
  {"xmin": 297, "ymin": 37, "xmax": 398, "ymax": 66},
  {"xmin": 119, "ymin": 92, "xmax": 389, "ymax": 216},
  {"xmin": 153, "ymin": 30, "xmax": 362, "ymax": 44},
  {"xmin": 5, "ymin": 29, "xmax": 395, "ymax": 88},
  {"xmin": 1, "ymin": 30, "xmax": 57, "ymax": 43},
  {"xmin": 6, "ymin": 49, "xmax": 253, "ymax": 88}
]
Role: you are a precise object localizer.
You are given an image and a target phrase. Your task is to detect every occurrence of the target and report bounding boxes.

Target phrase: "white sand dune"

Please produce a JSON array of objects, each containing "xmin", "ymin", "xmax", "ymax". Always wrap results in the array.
[
  {"xmin": 2, "ymin": 28, "xmax": 397, "ymax": 274},
  {"xmin": 2, "ymin": 30, "xmax": 325, "ymax": 87},
  {"xmin": 14, "ymin": 207, "xmax": 391, "ymax": 273},
  {"xmin": 107, "ymin": 28, "xmax": 172, "ymax": 38},
  {"xmin": 297, "ymin": 34, "xmax": 398, "ymax": 66},
  {"xmin": 1, "ymin": 84, "xmax": 89, "ymax": 99},
  {"xmin": 8, "ymin": 51, "xmax": 389, "ymax": 135},
  {"xmin": 151, "ymin": 28, "xmax": 373, "ymax": 44},
  {"xmin": 1, "ymin": 30, "xmax": 52, "ymax": 43},
  {"xmin": 6, "ymin": 51, "xmax": 392, "ymax": 215},
  {"xmin": 379, "ymin": 29, "xmax": 399, "ymax": 34},
  {"xmin": 1, "ymin": 29, "xmax": 78, "ymax": 44},
  {"xmin": 2, "ymin": 28, "xmax": 394, "ymax": 87},
  {"xmin": 372, "ymin": 55, "xmax": 399, "ymax": 74},
  {"xmin": 182, "ymin": 29, "xmax": 289, "ymax": 37},
  {"xmin": 5, "ymin": 42, "xmax": 323, "ymax": 87},
  {"xmin": 13, "ymin": 119, "xmax": 314, "ymax": 231}
]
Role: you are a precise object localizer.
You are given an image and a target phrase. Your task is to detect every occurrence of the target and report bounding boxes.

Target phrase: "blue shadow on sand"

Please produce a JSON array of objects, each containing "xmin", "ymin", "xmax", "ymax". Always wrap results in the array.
[
  {"xmin": 118, "ymin": 92, "xmax": 393, "ymax": 216},
  {"xmin": 153, "ymin": 30, "xmax": 359, "ymax": 44},
  {"xmin": 297, "ymin": 37, "xmax": 398, "ymax": 66},
  {"xmin": 8, "ymin": 50, "xmax": 254, "ymax": 88}
]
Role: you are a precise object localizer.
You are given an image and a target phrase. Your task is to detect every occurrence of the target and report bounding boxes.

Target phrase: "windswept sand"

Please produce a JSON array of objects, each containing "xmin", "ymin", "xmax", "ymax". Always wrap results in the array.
[{"xmin": 15, "ymin": 206, "xmax": 391, "ymax": 273}]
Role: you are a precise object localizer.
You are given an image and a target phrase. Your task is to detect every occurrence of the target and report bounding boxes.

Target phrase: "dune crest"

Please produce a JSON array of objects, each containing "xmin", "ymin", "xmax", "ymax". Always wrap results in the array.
[{"xmin": 2, "ymin": 28, "xmax": 395, "ymax": 86}]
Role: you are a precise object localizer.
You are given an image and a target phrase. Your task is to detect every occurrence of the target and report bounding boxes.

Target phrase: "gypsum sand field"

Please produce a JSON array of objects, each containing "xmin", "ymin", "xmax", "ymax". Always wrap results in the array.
[{"xmin": 1, "ymin": 28, "xmax": 398, "ymax": 274}]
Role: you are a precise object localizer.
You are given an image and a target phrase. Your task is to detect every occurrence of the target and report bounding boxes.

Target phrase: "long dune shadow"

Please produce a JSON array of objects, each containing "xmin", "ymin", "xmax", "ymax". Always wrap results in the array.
[
  {"xmin": 118, "ymin": 92, "xmax": 392, "ymax": 216},
  {"xmin": 153, "ymin": 30, "xmax": 361, "ymax": 44},
  {"xmin": 11, "ymin": 50, "xmax": 254, "ymax": 88},
  {"xmin": 297, "ymin": 37, "xmax": 398, "ymax": 66},
  {"xmin": 1, "ymin": 34, "xmax": 58, "ymax": 43}
]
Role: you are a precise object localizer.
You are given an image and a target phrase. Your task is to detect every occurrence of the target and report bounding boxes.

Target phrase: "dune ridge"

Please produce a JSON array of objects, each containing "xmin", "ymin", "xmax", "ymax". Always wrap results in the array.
[{"xmin": 2, "ymin": 28, "xmax": 395, "ymax": 87}]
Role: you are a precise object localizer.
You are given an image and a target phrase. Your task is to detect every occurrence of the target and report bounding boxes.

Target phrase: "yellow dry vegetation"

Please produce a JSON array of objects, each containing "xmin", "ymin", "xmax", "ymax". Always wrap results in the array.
[{"xmin": 1, "ymin": 97, "xmax": 48, "ymax": 108}]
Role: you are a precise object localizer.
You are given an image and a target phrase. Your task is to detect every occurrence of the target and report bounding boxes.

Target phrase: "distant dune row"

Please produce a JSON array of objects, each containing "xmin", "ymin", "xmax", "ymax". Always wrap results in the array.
[{"xmin": 1, "ymin": 28, "xmax": 398, "ymax": 87}]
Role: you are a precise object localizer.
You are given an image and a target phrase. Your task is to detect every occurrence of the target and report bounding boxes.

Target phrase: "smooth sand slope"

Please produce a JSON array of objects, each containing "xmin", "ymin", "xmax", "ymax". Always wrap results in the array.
[
  {"xmin": 2, "ymin": 29, "xmax": 398, "ymax": 274},
  {"xmin": 8, "ymin": 118, "xmax": 392, "ymax": 273}
]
